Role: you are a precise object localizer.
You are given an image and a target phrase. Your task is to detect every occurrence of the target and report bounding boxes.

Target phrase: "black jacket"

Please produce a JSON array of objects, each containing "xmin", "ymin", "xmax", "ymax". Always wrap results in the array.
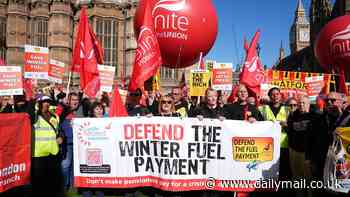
[
  {"xmin": 190, "ymin": 105, "xmax": 225, "ymax": 119},
  {"xmin": 224, "ymin": 102, "xmax": 263, "ymax": 121}
]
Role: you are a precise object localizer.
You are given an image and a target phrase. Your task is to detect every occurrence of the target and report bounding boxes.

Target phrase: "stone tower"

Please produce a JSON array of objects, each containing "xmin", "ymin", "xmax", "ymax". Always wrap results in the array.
[{"xmin": 290, "ymin": 0, "xmax": 310, "ymax": 54}]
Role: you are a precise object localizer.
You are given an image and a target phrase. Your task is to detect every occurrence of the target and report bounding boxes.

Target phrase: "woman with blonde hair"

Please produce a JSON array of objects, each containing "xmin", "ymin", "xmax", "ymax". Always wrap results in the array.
[{"xmin": 156, "ymin": 95, "xmax": 181, "ymax": 117}]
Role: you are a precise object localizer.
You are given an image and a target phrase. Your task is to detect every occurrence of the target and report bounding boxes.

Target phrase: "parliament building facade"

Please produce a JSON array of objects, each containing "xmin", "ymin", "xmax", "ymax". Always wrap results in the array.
[{"xmin": 0, "ymin": 0, "xmax": 185, "ymax": 91}]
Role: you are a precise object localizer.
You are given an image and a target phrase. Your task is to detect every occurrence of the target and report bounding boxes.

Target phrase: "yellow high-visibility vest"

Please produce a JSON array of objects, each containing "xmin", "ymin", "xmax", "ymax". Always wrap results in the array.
[
  {"xmin": 259, "ymin": 105, "xmax": 288, "ymax": 148},
  {"xmin": 33, "ymin": 114, "xmax": 59, "ymax": 157}
]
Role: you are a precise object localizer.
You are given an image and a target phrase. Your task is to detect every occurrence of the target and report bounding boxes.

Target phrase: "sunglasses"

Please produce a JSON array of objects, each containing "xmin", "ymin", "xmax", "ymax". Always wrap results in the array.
[
  {"xmin": 161, "ymin": 100, "xmax": 172, "ymax": 104},
  {"xmin": 289, "ymin": 104, "xmax": 297, "ymax": 107}
]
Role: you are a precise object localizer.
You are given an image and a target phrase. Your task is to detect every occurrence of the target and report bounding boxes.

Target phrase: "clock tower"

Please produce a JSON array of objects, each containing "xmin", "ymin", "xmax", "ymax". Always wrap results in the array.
[{"xmin": 290, "ymin": 0, "xmax": 310, "ymax": 54}]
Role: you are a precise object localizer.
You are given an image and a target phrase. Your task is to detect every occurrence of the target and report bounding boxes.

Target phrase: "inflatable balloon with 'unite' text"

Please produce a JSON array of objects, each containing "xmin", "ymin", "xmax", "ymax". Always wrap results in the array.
[
  {"xmin": 315, "ymin": 15, "xmax": 350, "ymax": 72},
  {"xmin": 134, "ymin": 0, "xmax": 218, "ymax": 68}
]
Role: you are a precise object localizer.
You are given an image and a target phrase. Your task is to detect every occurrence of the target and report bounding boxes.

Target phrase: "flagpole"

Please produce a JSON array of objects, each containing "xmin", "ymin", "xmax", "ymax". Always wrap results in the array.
[{"xmin": 66, "ymin": 71, "xmax": 72, "ymax": 100}]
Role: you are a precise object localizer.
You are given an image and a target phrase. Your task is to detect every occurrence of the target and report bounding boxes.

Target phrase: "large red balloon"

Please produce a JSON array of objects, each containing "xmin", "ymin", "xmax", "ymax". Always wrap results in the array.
[
  {"xmin": 134, "ymin": 0, "xmax": 218, "ymax": 68},
  {"xmin": 315, "ymin": 15, "xmax": 350, "ymax": 72}
]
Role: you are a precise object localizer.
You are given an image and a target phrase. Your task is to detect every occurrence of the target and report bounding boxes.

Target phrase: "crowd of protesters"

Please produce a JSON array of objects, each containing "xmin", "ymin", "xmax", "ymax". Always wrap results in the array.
[{"xmin": 0, "ymin": 84, "xmax": 349, "ymax": 197}]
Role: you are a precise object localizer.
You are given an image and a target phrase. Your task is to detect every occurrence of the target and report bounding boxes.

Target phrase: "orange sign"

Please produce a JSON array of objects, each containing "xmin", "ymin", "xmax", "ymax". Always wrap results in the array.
[
  {"xmin": 212, "ymin": 63, "xmax": 232, "ymax": 91},
  {"xmin": 48, "ymin": 60, "xmax": 65, "ymax": 84},
  {"xmin": 0, "ymin": 66, "xmax": 23, "ymax": 96},
  {"xmin": 24, "ymin": 45, "xmax": 49, "ymax": 79},
  {"xmin": 232, "ymin": 137, "xmax": 274, "ymax": 162}
]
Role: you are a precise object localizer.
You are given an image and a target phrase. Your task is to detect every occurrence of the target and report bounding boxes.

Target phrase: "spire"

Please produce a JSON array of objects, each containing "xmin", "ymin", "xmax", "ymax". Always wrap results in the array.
[
  {"xmin": 294, "ymin": 0, "xmax": 308, "ymax": 24},
  {"xmin": 297, "ymin": 0, "xmax": 305, "ymax": 13},
  {"xmin": 278, "ymin": 41, "xmax": 285, "ymax": 65}
]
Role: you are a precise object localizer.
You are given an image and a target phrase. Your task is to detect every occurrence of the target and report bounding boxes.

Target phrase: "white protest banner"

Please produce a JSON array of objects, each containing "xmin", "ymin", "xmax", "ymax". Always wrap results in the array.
[
  {"xmin": 0, "ymin": 66, "xmax": 23, "ymax": 96},
  {"xmin": 98, "ymin": 65, "xmax": 115, "ymax": 93},
  {"xmin": 24, "ymin": 45, "xmax": 49, "ymax": 79},
  {"xmin": 212, "ymin": 63, "xmax": 233, "ymax": 91},
  {"xmin": 48, "ymin": 59, "xmax": 65, "ymax": 84},
  {"xmin": 73, "ymin": 117, "xmax": 280, "ymax": 191}
]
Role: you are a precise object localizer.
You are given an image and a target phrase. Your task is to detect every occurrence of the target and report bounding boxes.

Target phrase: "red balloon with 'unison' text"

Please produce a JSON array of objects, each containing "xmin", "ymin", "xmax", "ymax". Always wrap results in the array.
[
  {"xmin": 314, "ymin": 15, "xmax": 350, "ymax": 72},
  {"xmin": 134, "ymin": 0, "xmax": 218, "ymax": 68}
]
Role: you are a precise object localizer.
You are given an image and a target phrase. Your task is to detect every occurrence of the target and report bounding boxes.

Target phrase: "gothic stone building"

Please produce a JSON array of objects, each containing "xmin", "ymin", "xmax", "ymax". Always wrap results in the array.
[
  {"xmin": 276, "ymin": 0, "xmax": 350, "ymax": 73},
  {"xmin": 0, "ymin": 0, "xmax": 185, "ymax": 92}
]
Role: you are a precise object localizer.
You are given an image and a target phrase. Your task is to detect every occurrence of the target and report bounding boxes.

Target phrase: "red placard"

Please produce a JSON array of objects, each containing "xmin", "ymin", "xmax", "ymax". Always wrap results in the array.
[
  {"xmin": 24, "ymin": 45, "xmax": 49, "ymax": 79},
  {"xmin": 0, "ymin": 113, "xmax": 31, "ymax": 193},
  {"xmin": 0, "ymin": 66, "xmax": 23, "ymax": 96},
  {"xmin": 48, "ymin": 60, "xmax": 65, "ymax": 84}
]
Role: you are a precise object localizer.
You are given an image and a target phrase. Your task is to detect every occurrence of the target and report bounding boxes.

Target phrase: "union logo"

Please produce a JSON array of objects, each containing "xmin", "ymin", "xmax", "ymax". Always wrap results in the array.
[
  {"xmin": 330, "ymin": 25, "xmax": 350, "ymax": 57},
  {"xmin": 152, "ymin": 0, "xmax": 187, "ymax": 16}
]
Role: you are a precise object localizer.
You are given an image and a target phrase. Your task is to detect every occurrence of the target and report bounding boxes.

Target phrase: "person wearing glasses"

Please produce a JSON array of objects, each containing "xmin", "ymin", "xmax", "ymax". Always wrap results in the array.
[
  {"xmin": 287, "ymin": 97, "xmax": 298, "ymax": 116},
  {"xmin": 305, "ymin": 92, "xmax": 343, "ymax": 197},
  {"xmin": 156, "ymin": 95, "xmax": 181, "ymax": 117}
]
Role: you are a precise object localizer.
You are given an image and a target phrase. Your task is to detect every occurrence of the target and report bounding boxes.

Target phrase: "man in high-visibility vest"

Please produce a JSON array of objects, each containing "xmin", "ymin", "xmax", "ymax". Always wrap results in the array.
[
  {"xmin": 31, "ymin": 96, "xmax": 64, "ymax": 197},
  {"xmin": 259, "ymin": 87, "xmax": 291, "ymax": 184}
]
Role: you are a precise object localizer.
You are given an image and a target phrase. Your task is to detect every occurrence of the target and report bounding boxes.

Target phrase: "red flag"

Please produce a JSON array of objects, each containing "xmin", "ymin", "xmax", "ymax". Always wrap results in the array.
[
  {"xmin": 0, "ymin": 58, "xmax": 5, "ymax": 66},
  {"xmin": 71, "ymin": 8, "xmax": 103, "ymax": 98},
  {"xmin": 128, "ymin": 0, "xmax": 162, "ymax": 91},
  {"xmin": 244, "ymin": 36, "xmax": 249, "ymax": 53},
  {"xmin": 199, "ymin": 52, "xmax": 205, "ymax": 70},
  {"xmin": 240, "ymin": 30, "xmax": 265, "ymax": 96},
  {"xmin": 109, "ymin": 82, "xmax": 128, "ymax": 117}
]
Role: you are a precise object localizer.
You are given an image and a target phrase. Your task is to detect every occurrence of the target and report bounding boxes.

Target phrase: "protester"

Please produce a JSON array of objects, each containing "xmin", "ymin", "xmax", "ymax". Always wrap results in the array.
[
  {"xmin": 171, "ymin": 87, "xmax": 189, "ymax": 117},
  {"xmin": 100, "ymin": 92, "xmax": 110, "ymax": 115},
  {"xmin": 286, "ymin": 97, "xmax": 298, "ymax": 115},
  {"xmin": 126, "ymin": 88, "xmax": 151, "ymax": 116},
  {"xmin": 81, "ymin": 102, "xmax": 106, "ymax": 197},
  {"xmin": 287, "ymin": 96, "xmax": 313, "ymax": 197},
  {"xmin": 31, "ymin": 96, "xmax": 64, "ymax": 197},
  {"xmin": 56, "ymin": 92, "xmax": 82, "ymax": 191},
  {"xmin": 305, "ymin": 92, "xmax": 343, "ymax": 197},
  {"xmin": 155, "ymin": 95, "xmax": 180, "ymax": 117},
  {"xmin": 224, "ymin": 84, "xmax": 262, "ymax": 197},
  {"xmin": 89, "ymin": 101, "xmax": 106, "ymax": 118},
  {"xmin": 224, "ymin": 84, "xmax": 263, "ymax": 122},
  {"xmin": 191, "ymin": 88, "xmax": 225, "ymax": 119},
  {"xmin": 0, "ymin": 96, "xmax": 13, "ymax": 113},
  {"xmin": 259, "ymin": 88, "xmax": 291, "ymax": 178}
]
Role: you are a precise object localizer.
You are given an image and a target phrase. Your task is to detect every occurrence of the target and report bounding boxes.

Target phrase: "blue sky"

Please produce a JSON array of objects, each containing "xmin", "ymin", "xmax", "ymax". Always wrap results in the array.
[{"xmin": 207, "ymin": 0, "xmax": 334, "ymax": 69}]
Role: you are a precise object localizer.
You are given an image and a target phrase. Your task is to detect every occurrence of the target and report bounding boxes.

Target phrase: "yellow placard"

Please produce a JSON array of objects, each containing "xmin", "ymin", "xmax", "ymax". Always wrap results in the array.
[
  {"xmin": 232, "ymin": 137, "xmax": 274, "ymax": 162},
  {"xmin": 189, "ymin": 70, "xmax": 210, "ymax": 97}
]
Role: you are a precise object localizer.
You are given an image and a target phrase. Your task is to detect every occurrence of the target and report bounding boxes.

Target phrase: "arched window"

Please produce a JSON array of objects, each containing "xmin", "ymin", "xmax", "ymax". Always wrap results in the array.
[
  {"xmin": 29, "ymin": 17, "xmax": 48, "ymax": 47},
  {"xmin": 0, "ymin": 17, "xmax": 6, "ymax": 61},
  {"xmin": 95, "ymin": 17, "xmax": 118, "ymax": 70}
]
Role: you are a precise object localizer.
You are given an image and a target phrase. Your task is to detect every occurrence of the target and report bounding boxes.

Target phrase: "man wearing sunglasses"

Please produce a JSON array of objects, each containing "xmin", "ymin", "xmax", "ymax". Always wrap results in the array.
[{"xmin": 305, "ymin": 92, "xmax": 343, "ymax": 196}]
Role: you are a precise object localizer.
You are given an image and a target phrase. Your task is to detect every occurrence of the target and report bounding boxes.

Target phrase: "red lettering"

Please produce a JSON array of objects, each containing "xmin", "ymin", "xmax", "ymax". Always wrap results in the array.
[
  {"xmin": 124, "ymin": 124, "xmax": 134, "ymax": 140},
  {"xmin": 173, "ymin": 125, "xmax": 184, "ymax": 140},
  {"xmin": 134, "ymin": 124, "xmax": 143, "ymax": 140}
]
